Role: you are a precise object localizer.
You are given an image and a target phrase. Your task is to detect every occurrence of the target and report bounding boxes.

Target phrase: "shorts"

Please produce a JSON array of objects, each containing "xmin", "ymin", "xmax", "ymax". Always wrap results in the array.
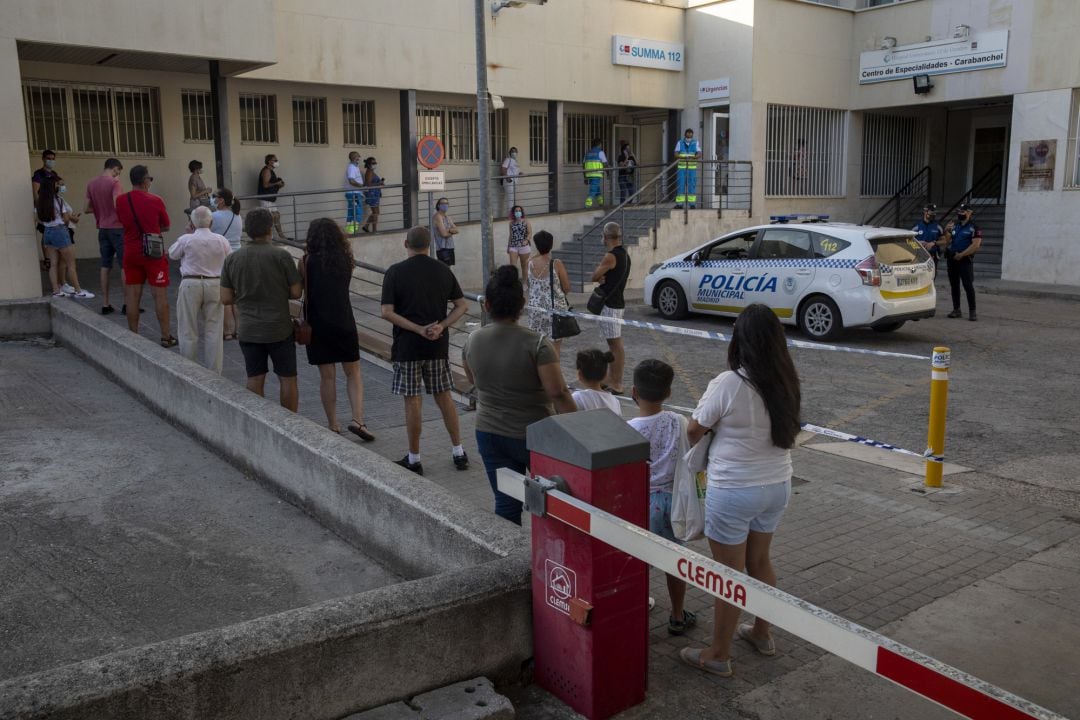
[
  {"xmin": 599, "ymin": 305, "xmax": 624, "ymax": 340},
  {"xmin": 260, "ymin": 200, "xmax": 278, "ymax": 212},
  {"xmin": 124, "ymin": 251, "xmax": 170, "ymax": 287},
  {"xmin": 649, "ymin": 490, "xmax": 680, "ymax": 544},
  {"xmin": 705, "ymin": 480, "xmax": 791, "ymax": 545},
  {"xmin": 392, "ymin": 358, "xmax": 453, "ymax": 396},
  {"xmin": 239, "ymin": 336, "xmax": 298, "ymax": 378},
  {"xmin": 43, "ymin": 225, "xmax": 72, "ymax": 249},
  {"xmin": 507, "ymin": 244, "xmax": 531, "ymax": 255},
  {"xmin": 98, "ymin": 228, "xmax": 125, "ymax": 268}
]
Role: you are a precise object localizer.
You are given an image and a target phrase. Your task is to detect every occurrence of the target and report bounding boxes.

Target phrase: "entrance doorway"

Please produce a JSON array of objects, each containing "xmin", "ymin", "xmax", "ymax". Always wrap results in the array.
[
  {"xmin": 969, "ymin": 124, "xmax": 1008, "ymax": 202},
  {"xmin": 703, "ymin": 108, "xmax": 732, "ymax": 207}
]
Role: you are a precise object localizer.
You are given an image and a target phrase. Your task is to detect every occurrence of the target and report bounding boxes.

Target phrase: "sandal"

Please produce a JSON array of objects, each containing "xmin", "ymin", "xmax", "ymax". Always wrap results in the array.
[
  {"xmin": 737, "ymin": 623, "xmax": 776, "ymax": 656},
  {"xmin": 601, "ymin": 384, "xmax": 625, "ymax": 396},
  {"xmin": 348, "ymin": 421, "xmax": 375, "ymax": 442},
  {"xmin": 223, "ymin": 333, "xmax": 237, "ymax": 341},
  {"xmin": 678, "ymin": 647, "xmax": 733, "ymax": 678},
  {"xmin": 160, "ymin": 336, "xmax": 179, "ymax": 348},
  {"xmin": 668, "ymin": 609, "xmax": 697, "ymax": 636}
]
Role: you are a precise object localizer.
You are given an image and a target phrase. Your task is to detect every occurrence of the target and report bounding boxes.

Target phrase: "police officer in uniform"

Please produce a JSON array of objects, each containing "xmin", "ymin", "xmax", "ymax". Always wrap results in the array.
[
  {"xmin": 912, "ymin": 204, "xmax": 944, "ymax": 278},
  {"xmin": 944, "ymin": 203, "xmax": 981, "ymax": 321}
]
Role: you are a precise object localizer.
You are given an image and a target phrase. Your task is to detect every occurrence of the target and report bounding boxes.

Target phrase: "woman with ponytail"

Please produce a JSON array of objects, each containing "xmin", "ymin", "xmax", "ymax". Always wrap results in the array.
[{"xmin": 211, "ymin": 188, "xmax": 243, "ymax": 339}]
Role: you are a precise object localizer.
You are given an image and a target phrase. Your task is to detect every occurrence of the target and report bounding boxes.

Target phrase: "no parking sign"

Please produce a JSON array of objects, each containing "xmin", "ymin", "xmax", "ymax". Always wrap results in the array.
[{"xmin": 417, "ymin": 136, "xmax": 445, "ymax": 170}]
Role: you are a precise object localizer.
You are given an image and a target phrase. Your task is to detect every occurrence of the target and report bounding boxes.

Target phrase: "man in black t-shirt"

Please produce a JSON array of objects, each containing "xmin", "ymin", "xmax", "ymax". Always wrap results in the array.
[
  {"xmin": 380, "ymin": 226, "xmax": 469, "ymax": 475},
  {"xmin": 589, "ymin": 221, "xmax": 630, "ymax": 394}
]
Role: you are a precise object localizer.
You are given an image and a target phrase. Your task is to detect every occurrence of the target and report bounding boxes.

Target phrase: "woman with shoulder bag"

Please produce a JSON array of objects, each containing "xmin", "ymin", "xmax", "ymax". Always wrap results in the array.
[
  {"xmin": 211, "ymin": 188, "xmax": 242, "ymax": 340},
  {"xmin": 525, "ymin": 230, "xmax": 576, "ymax": 356},
  {"xmin": 432, "ymin": 197, "xmax": 458, "ymax": 266}
]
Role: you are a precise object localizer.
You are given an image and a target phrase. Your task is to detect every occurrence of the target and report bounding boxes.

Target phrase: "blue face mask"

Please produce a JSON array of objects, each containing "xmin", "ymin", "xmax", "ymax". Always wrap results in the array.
[
  {"xmin": 437, "ymin": 203, "xmax": 448, "ymax": 212},
  {"xmin": 514, "ymin": 211, "xmax": 523, "ymax": 219}
]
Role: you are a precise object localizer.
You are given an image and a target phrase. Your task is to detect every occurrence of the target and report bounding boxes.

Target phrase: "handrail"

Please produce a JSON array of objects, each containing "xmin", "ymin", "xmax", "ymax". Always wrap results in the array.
[
  {"xmin": 577, "ymin": 159, "xmax": 682, "ymax": 242},
  {"xmin": 941, "ymin": 163, "xmax": 1003, "ymax": 219},
  {"xmin": 862, "ymin": 165, "xmax": 932, "ymax": 226},
  {"xmin": 236, "ymin": 182, "xmax": 406, "ymax": 202}
]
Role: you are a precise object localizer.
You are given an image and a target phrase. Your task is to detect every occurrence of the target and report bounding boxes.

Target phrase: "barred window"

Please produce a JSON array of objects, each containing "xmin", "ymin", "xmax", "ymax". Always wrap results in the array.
[
  {"xmin": 21, "ymin": 81, "xmax": 161, "ymax": 156},
  {"xmin": 416, "ymin": 104, "xmax": 508, "ymax": 162},
  {"xmin": 342, "ymin": 99, "xmax": 376, "ymax": 146},
  {"xmin": 1068, "ymin": 90, "xmax": 1080, "ymax": 188},
  {"xmin": 564, "ymin": 113, "xmax": 614, "ymax": 163},
  {"xmin": 766, "ymin": 104, "xmax": 846, "ymax": 197},
  {"xmin": 861, "ymin": 114, "xmax": 927, "ymax": 196},
  {"xmin": 240, "ymin": 93, "xmax": 278, "ymax": 144},
  {"xmin": 182, "ymin": 90, "xmax": 215, "ymax": 143},
  {"xmin": 292, "ymin": 96, "xmax": 328, "ymax": 146},
  {"xmin": 529, "ymin": 111, "xmax": 548, "ymax": 165}
]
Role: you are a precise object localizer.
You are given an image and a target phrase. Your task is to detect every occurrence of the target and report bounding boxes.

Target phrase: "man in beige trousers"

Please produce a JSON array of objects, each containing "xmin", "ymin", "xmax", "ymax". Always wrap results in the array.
[{"xmin": 168, "ymin": 206, "xmax": 232, "ymax": 372}]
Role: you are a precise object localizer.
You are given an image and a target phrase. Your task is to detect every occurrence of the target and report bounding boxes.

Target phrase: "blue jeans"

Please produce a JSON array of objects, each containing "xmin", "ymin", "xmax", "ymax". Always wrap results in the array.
[
  {"xmin": 475, "ymin": 430, "xmax": 528, "ymax": 525},
  {"xmin": 345, "ymin": 191, "xmax": 362, "ymax": 224}
]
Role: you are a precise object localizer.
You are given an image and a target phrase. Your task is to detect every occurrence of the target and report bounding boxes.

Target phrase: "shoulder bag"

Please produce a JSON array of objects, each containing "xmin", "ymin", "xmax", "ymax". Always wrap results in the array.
[
  {"xmin": 549, "ymin": 259, "xmax": 581, "ymax": 340},
  {"xmin": 293, "ymin": 256, "xmax": 313, "ymax": 345},
  {"xmin": 126, "ymin": 193, "xmax": 165, "ymax": 259},
  {"xmin": 587, "ymin": 250, "xmax": 629, "ymax": 315}
]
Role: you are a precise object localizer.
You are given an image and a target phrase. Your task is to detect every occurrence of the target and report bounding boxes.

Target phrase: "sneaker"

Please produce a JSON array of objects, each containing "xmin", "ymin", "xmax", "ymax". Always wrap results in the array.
[
  {"xmin": 969, "ymin": 313, "xmax": 977, "ymax": 322},
  {"xmin": 101, "ymin": 305, "xmax": 115, "ymax": 315},
  {"xmin": 947, "ymin": 309, "xmax": 962, "ymax": 319},
  {"xmin": 60, "ymin": 283, "xmax": 75, "ymax": 294},
  {"xmin": 52, "ymin": 289, "xmax": 69, "ymax": 297},
  {"xmin": 668, "ymin": 609, "xmax": 697, "ymax": 636},
  {"xmin": 395, "ymin": 455, "xmax": 424, "ymax": 476},
  {"xmin": 453, "ymin": 451, "xmax": 469, "ymax": 471},
  {"xmin": 674, "ymin": 204, "xmax": 683, "ymax": 210},
  {"xmin": 73, "ymin": 289, "xmax": 95, "ymax": 299},
  {"xmin": 648, "ymin": 596, "xmax": 656, "ymax": 610},
  {"xmin": 689, "ymin": 204, "xmax": 697, "ymax": 209}
]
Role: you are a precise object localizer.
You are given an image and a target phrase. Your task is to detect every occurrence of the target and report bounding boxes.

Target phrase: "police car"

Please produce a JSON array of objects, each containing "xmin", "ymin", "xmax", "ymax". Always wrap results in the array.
[{"xmin": 643, "ymin": 214, "xmax": 936, "ymax": 340}]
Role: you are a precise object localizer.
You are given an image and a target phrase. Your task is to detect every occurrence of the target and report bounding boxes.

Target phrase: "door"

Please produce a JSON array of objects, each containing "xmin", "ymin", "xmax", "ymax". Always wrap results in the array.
[
  {"xmin": 689, "ymin": 230, "xmax": 758, "ymax": 315},
  {"xmin": 748, "ymin": 228, "xmax": 815, "ymax": 318},
  {"xmin": 710, "ymin": 111, "xmax": 730, "ymax": 206},
  {"xmin": 969, "ymin": 125, "xmax": 1008, "ymax": 202}
]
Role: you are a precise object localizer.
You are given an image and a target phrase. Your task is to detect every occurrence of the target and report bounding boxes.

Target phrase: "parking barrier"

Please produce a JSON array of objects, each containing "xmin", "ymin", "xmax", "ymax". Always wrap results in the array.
[
  {"xmin": 926, "ymin": 346, "xmax": 951, "ymax": 487},
  {"xmin": 498, "ymin": 467, "xmax": 1066, "ymax": 720}
]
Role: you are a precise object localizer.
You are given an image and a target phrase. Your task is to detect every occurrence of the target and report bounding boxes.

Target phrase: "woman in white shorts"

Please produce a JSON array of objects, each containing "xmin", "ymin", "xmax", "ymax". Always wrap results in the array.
[
  {"xmin": 679, "ymin": 303, "xmax": 801, "ymax": 678},
  {"xmin": 506, "ymin": 205, "xmax": 532, "ymax": 283}
]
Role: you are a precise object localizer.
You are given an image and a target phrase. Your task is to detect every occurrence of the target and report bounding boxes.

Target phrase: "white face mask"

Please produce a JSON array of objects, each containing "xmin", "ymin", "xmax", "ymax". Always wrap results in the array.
[
  {"xmin": 272, "ymin": 161, "xmax": 280, "ymax": 169},
  {"xmin": 45, "ymin": 159, "xmax": 56, "ymax": 169},
  {"xmin": 58, "ymin": 184, "xmax": 67, "ymax": 195},
  {"xmin": 510, "ymin": 152, "xmax": 517, "ymax": 159}
]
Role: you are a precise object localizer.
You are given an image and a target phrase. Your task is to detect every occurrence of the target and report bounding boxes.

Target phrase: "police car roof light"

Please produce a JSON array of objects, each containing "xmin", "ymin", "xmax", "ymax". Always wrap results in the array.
[{"xmin": 769, "ymin": 214, "xmax": 830, "ymax": 224}]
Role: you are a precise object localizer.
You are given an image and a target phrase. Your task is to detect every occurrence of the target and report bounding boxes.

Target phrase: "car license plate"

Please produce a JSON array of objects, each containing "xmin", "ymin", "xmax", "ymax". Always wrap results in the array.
[{"xmin": 896, "ymin": 275, "xmax": 919, "ymax": 287}]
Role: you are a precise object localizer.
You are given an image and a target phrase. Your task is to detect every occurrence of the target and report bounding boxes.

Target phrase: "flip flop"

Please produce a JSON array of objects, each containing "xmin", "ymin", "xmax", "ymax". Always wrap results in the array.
[
  {"xmin": 678, "ymin": 647, "xmax": 732, "ymax": 678},
  {"xmin": 160, "ymin": 336, "xmax": 178, "ymax": 348},
  {"xmin": 348, "ymin": 421, "xmax": 375, "ymax": 442}
]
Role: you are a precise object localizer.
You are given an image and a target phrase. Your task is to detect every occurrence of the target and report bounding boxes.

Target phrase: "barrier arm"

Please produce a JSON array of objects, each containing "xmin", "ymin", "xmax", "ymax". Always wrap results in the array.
[{"xmin": 497, "ymin": 468, "xmax": 1065, "ymax": 720}]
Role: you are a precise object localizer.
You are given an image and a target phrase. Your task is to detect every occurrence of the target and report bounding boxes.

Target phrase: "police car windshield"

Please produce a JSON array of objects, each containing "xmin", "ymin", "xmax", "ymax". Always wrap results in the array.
[{"xmin": 871, "ymin": 236, "xmax": 930, "ymax": 265}]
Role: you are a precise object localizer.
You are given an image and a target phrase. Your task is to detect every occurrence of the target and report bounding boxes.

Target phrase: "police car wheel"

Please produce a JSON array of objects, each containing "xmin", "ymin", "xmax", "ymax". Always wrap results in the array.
[
  {"xmin": 798, "ymin": 295, "xmax": 842, "ymax": 341},
  {"xmin": 872, "ymin": 321, "xmax": 906, "ymax": 333},
  {"xmin": 656, "ymin": 281, "xmax": 688, "ymax": 320}
]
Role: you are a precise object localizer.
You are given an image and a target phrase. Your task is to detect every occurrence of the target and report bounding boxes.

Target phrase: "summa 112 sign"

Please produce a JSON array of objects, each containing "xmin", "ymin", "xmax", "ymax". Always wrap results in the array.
[{"xmin": 612, "ymin": 35, "xmax": 684, "ymax": 72}]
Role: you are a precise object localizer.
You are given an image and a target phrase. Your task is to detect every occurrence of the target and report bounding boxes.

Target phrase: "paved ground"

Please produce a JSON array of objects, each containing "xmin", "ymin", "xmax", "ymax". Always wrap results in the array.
[
  {"xmin": 37, "ymin": 261, "xmax": 1080, "ymax": 719},
  {"xmin": 0, "ymin": 339, "xmax": 404, "ymax": 682}
]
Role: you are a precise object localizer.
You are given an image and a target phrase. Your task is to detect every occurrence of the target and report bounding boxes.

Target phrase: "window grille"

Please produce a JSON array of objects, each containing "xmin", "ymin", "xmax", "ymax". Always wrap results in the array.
[
  {"xmin": 342, "ymin": 99, "xmax": 376, "ymax": 146},
  {"xmin": 292, "ymin": 96, "xmax": 328, "ymax": 146},
  {"xmin": 489, "ymin": 109, "xmax": 508, "ymax": 161},
  {"xmin": 861, "ymin": 114, "xmax": 927, "ymax": 196},
  {"xmin": 240, "ymin": 93, "xmax": 278, "ymax": 144},
  {"xmin": 766, "ymin": 104, "xmax": 846, "ymax": 197},
  {"xmin": 1068, "ymin": 90, "xmax": 1080, "ymax": 188},
  {"xmin": 21, "ymin": 80, "xmax": 161, "ymax": 156},
  {"xmin": 529, "ymin": 111, "xmax": 549, "ymax": 165},
  {"xmin": 565, "ymin": 113, "xmax": 615, "ymax": 164},
  {"xmin": 182, "ymin": 90, "xmax": 215, "ymax": 142},
  {"xmin": 416, "ymin": 104, "xmax": 508, "ymax": 162}
]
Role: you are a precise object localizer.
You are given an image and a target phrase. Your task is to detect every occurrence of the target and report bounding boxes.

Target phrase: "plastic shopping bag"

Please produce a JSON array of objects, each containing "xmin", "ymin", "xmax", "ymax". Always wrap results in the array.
[{"xmin": 671, "ymin": 415, "xmax": 706, "ymax": 542}]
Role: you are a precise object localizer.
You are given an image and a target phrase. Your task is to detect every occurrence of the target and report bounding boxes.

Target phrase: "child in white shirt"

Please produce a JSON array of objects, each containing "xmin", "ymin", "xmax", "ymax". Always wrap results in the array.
[
  {"xmin": 572, "ymin": 348, "xmax": 622, "ymax": 416},
  {"xmin": 627, "ymin": 359, "xmax": 694, "ymax": 635}
]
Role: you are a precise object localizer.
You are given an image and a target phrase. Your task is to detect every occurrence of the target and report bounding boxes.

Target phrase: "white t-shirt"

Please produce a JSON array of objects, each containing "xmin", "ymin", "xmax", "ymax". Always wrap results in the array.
[
  {"xmin": 572, "ymin": 388, "xmax": 622, "ymax": 417},
  {"xmin": 501, "ymin": 155, "xmax": 520, "ymax": 182},
  {"xmin": 211, "ymin": 209, "xmax": 243, "ymax": 251},
  {"xmin": 628, "ymin": 410, "xmax": 681, "ymax": 492},
  {"xmin": 345, "ymin": 163, "xmax": 364, "ymax": 191},
  {"xmin": 691, "ymin": 371, "xmax": 792, "ymax": 489}
]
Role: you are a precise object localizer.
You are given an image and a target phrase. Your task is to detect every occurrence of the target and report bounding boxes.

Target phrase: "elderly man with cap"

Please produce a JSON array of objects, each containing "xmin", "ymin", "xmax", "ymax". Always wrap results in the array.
[
  {"xmin": 912, "ymin": 203, "xmax": 944, "ymax": 278},
  {"xmin": 944, "ymin": 203, "xmax": 982, "ymax": 321},
  {"xmin": 168, "ymin": 205, "xmax": 232, "ymax": 372}
]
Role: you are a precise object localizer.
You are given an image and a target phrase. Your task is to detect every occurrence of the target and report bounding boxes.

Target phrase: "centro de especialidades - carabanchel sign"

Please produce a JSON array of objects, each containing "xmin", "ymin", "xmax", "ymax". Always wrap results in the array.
[
  {"xmin": 612, "ymin": 35, "xmax": 684, "ymax": 72},
  {"xmin": 858, "ymin": 29, "xmax": 1008, "ymax": 84}
]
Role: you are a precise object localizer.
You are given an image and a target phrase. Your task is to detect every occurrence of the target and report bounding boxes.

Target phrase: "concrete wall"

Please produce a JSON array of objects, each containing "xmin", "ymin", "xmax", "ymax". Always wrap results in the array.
[{"xmin": 627, "ymin": 209, "xmax": 754, "ymax": 292}]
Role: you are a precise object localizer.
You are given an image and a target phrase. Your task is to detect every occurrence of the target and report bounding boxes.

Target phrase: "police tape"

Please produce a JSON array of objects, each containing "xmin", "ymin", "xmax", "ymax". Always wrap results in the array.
[
  {"xmin": 528, "ymin": 304, "xmax": 929, "ymax": 361},
  {"xmin": 496, "ymin": 468, "xmax": 1064, "ymax": 720}
]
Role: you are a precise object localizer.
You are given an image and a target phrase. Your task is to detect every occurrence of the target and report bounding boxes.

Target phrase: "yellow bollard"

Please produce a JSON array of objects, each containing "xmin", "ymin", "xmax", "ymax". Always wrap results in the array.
[{"xmin": 925, "ymin": 346, "xmax": 950, "ymax": 488}]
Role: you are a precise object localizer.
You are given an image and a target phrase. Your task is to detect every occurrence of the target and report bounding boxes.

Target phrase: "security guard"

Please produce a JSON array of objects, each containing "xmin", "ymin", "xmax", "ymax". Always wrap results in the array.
[
  {"xmin": 912, "ymin": 203, "xmax": 944, "ymax": 277},
  {"xmin": 674, "ymin": 128, "xmax": 701, "ymax": 209},
  {"xmin": 944, "ymin": 203, "xmax": 982, "ymax": 321},
  {"xmin": 582, "ymin": 138, "xmax": 607, "ymax": 209}
]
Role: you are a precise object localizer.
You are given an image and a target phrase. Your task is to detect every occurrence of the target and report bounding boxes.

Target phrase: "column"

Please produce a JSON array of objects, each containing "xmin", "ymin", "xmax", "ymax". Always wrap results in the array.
[
  {"xmin": 547, "ymin": 100, "xmax": 562, "ymax": 214},
  {"xmin": 399, "ymin": 89, "xmax": 418, "ymax": 229},
  {"xmin": 209, "ymin": 61, "xmax": 233, "ymax": 190}
]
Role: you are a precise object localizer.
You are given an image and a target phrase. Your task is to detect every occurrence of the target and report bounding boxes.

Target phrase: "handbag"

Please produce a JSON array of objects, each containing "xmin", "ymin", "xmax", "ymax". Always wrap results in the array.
[
  {"xmin": 549, "ymin": 259, "xmax": 581, "ymax": 340},
  {"xmin": 671, "ymin": 415, "xmax": 706, "ymax": 542},
  {"xmin": 127, "ymin": 192, "xmax": 165, "ymax": 259},
  {"xmin": 436, "ymin": 247, "xmax": 455, "ymax": 265},
  {"xmin": 293, "ymin": 256, "xmax": 313, "ymax": 345},
  {"xmin": 587, "ymin": 249, "xmax": 630, "ymax": 315}
]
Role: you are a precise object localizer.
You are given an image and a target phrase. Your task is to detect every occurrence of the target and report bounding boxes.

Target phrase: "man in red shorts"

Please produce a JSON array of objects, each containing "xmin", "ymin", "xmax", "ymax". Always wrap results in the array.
[{"xmin": 115, "ymin": 165, "xmax": 175, "ymax": 346}]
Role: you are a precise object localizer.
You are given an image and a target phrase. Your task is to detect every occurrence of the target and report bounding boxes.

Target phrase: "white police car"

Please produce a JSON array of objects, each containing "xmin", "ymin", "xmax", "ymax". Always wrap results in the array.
[{"xmin": 643, "ymin": 214, "xmax": 936, "ymax": 340}]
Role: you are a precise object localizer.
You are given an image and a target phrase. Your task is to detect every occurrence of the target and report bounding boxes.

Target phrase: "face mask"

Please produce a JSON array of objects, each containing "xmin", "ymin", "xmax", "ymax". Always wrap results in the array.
[
  {"xmin": 371, "ymin": 164, "xmax": 378, "ymax": 170},
  {"xmin": 437, "ymin": 203, "xmax": 448, "ymax": 212},
  {"xmin": 58, "ymin": 184, "xmax": 67, "ymax": 195},
  {"xmin": 45, "ymin": 159, "xmax": 56, "ymax": 169},
  {"xmin": 514, "ymin": 211, "xmax": 523, "ymax": 219},
  {"xmin": 510, "ymin": 152, "xmax": 517, "ymax": 159},
  {"xmin": 272, "ymin": 161, "xmax": 280, "ymax": 169},
  {"xmin": 685, "ymin": 136, "xmax": 693, "ymax": 142}
]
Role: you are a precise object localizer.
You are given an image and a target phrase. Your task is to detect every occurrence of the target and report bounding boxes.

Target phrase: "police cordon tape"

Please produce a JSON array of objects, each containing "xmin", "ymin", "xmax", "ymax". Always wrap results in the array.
[
  {"xmin": 496, "ymin": 468, "xmax": 1065, "ymax": 720},
  {"xmin": 522, "ymin": 303, "xmax": 929, "ymax": 361}
]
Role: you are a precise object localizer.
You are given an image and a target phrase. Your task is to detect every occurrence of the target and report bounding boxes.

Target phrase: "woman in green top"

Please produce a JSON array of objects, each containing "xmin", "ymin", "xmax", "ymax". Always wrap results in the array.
[{"xmin": 462, "ymin": 266, "xmax": 576, "ymax": 524}]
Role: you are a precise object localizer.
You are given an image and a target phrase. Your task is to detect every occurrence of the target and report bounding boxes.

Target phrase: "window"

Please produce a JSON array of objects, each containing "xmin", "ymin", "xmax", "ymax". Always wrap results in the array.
[
  {"xmin": 1068, "ymin": 90, "xmax": 1080, "ymax": 188},
  {"xmin": 766, "ymin": 104, "xmax": 846, "ymax": 197},
  {"xmin": 704, "ymin": 232, "xmax": 757, "ymax": 261},
  {"xmin": 182, "ymin": 90, "xmax": 215, "ymax": 143},
  {"xmin": 21, "ymin": 80, "xmax": 162, "ymax": 156},
  {"xmin": 529, "ymin": 111, "xmax": 548, "ymax": 165},
  {"xmin": 415, "ymin": 104, "xmax": 508, "ymax": 162},
  {"xmin": 811, "ymin": 234, "xmax": 851, "ymax": 258},
  {"xmin": 861, "ymin": 114, "xmax": 926, "ymax": 196},
  {"xmin": 565, "ymin": 113, "xmax": 615, "ymax": 163},
  {"xmin": 342, "ymin": 99, "xmax": 376, "ymax": 146},
  {"xmin": 292, "ymin": 96, "xmax": 328, "ymax": 145},
  {"xmin": 756, "ymin": 229, "xmax": 813, "ymax": 260},
  {"xmin": 240, "ymin": 93, "xmax": 278, "ymax": 144}
]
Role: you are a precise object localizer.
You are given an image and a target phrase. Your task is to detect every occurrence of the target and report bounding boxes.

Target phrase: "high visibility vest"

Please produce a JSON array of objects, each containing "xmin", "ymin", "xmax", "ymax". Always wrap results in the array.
[
  {"xmin": 676, "ymin": 139, "xmax": 699, "ymax": 170},
  {"xmin": 583, "ymin": 148, "xmax": 604, "ymax": 178}
]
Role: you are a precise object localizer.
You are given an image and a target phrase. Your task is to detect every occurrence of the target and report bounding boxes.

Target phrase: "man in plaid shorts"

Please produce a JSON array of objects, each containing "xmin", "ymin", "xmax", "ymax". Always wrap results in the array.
[{"xmin": 381, "ymin": 226, "xmax": 470, "ymax": 475}]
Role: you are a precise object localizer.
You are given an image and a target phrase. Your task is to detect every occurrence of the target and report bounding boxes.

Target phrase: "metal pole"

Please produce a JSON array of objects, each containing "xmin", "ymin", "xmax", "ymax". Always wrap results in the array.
[
  {"xmin": 475, "ymin": 0, "xmax": 494, "ymax": 285},
  {"xmin": 925, "ymin": 346, "xmax": 950, "ymax": 488}
]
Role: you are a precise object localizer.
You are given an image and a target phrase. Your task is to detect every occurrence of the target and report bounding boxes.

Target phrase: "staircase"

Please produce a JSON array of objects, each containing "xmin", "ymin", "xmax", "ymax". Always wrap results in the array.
[
  {"xmin": 553, "ymin": 206, "xmax": 675, "ymax": 292},
  {"xmin": 969, "ymin": 202, "xmax": 1005, "ymax": 279}
]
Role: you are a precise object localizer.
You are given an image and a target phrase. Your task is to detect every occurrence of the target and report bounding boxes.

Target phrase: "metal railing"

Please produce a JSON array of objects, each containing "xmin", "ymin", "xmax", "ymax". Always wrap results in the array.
[
  {"xmin": 862, "ymin": 165, "xmax": 932, "ymax": 228},
  {"xmin": 238, "ymin": 183, "xmax": 409, "ymax": 240},
  {"xmin": 941, "ymin": 163, "xmax": 1003, "ymax": 218}
]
